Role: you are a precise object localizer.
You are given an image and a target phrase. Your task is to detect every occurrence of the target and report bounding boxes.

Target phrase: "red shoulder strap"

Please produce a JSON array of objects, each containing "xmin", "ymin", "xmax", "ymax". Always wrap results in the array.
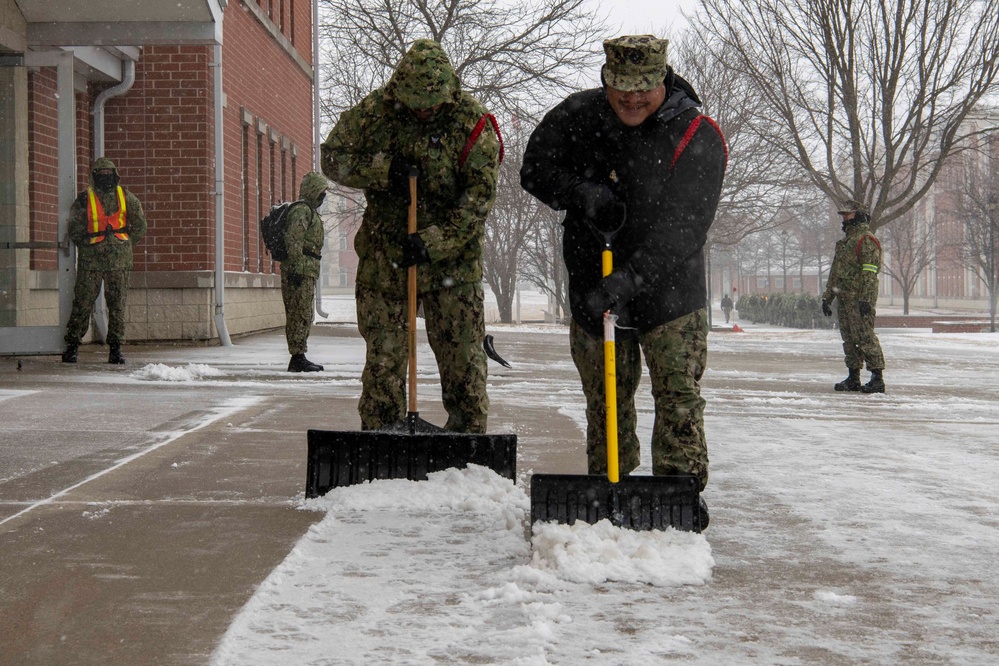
[
  {"xmin": 459, "ymin": 113, "xmax": 504, "ymax": 168},
  {"xmin": 855, "ymin": 234, "xmax": 881, "ymax": 261},
  {"xmin": 670, "ymin": 115, "xmax": 728, "ymax": 172}
]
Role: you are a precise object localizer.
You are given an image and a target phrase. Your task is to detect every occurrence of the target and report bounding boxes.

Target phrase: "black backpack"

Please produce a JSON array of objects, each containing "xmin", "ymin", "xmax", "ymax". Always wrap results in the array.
[{"xmin": 260, "ymin": 200, "xmax": 306, "ymax": 262}]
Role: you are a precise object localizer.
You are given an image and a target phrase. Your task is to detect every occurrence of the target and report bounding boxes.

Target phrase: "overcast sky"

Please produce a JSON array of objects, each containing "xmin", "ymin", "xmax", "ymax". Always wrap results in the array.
[{"xmin": 586, "ymin": 0, "xmax": 698, "ymax": 37}]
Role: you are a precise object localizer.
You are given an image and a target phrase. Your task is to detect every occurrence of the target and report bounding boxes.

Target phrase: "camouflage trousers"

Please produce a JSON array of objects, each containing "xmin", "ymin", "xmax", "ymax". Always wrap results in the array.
[
  {"xmin": 837, "ymin": 299, "xmax": 885, "ymax": 370},
  {"xmin": 355, "ymin": 281, "xmax": 488, "ymax": 433},
  {"xmin": 65, "ymin": 268, "xmax": 129, "ymax": 346},
  {"xmin": 281, "ymin": 273, "xmax": 315, "ymax": 355},
  {"xmin": 569, "ymin": 308, "xmax": 709, "ymax": 490}
]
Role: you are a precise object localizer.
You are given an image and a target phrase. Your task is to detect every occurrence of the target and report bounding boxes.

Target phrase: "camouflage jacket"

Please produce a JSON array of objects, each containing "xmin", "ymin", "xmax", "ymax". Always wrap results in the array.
[
  {"xmin": 281, "ymin": 171, "xmax": 327, "ymax": 279},
  {"xmin": 68, "ymin": 188, "xmax": 147, "ymax": 272},
  {"xmin": 320, "ymin": 42, "xmax": 500, "ymax": 295},
  {"xmin": 822, "ymin": 222, "xmax": 882, "ymax": 305}
]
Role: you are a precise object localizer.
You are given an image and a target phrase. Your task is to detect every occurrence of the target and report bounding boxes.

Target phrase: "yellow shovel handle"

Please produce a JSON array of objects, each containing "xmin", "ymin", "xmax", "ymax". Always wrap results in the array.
[{"xmin": 601, "ymin": 248, "xmax": 619, "ymax": 483}]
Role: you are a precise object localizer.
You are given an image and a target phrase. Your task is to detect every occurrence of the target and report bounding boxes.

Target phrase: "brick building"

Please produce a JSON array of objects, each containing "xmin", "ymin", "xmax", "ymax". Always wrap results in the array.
[{"xmin": 2, "ymin": 0, "xmax": 317, "ymax": 355}]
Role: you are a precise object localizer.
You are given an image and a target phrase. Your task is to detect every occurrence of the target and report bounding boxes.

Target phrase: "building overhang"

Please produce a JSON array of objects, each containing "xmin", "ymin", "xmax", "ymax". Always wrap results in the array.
[{"xmin": 17, "ymin": 0, "xmax": 226, "ymax": 47}]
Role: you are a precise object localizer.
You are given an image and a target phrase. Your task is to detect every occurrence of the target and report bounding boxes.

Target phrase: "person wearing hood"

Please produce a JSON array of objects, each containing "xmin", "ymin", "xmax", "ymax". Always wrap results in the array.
[
  {"xmin": 62, "ymin": 157, "xmax": 147, "ymax": 364},
  {"xmin": 821, "ymin": 199, "xmax": 886, "ymax": 393},
  {"xmin": 282, "ymin": 171, "xmax": 329, "ymax": 372},
  {"xmin": 520, "ymin": 35, "xmax": 727, "ymax": 497},
  {"xmin": 320, "ymin": 39, "xmax": 501, "ymax": 432}
]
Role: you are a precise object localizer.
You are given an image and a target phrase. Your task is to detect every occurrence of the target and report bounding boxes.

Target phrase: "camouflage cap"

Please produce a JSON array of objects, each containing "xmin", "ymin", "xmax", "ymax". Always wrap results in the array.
[
  {"xmin": 387, "ymin": 39, "xmax": 460, "ymax": 111},
  {"xmin": 837, "ymin": 198, "xmax": 869, "ymax": 214},
  {"xmin": 602, "ymin": 35, "xmax": 669, "ymax": 92}
]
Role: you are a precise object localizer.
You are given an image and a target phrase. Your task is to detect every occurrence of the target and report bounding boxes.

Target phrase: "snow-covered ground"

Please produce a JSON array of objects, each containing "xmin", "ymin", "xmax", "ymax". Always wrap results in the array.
[{"xmin": 193, "ymin": 296, "xmax": 999, "ymax": 665}]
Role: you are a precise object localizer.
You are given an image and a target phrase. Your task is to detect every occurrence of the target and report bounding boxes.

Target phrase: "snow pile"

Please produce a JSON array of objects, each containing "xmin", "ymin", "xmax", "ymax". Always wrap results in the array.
[
  {"xmin": 214, "ymin": 465, "xmax": 714, "ymax": 665},
  {"xmin": 131, "ymin": 363, "xmax": 225, "ymax": 381},
  {"xmin": 529, "ymin": 519, "xmax": 713, "ymax": 586}
]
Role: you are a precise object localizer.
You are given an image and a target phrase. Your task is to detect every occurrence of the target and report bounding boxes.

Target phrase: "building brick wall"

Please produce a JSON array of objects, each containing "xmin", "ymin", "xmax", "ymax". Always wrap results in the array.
[{"xmin": 27, "ymin": 67, "xmax": 58, "ymax": 271}]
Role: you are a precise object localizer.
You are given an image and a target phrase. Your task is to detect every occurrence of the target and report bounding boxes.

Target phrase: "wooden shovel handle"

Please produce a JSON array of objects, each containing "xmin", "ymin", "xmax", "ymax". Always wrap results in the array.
[{"xmin": 408, "ymin": 172, "xmax": 418, "ymax": 414}]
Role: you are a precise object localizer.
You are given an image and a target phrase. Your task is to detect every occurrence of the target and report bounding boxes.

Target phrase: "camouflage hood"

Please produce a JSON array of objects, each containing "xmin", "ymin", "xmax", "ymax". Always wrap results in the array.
[
  {"xmin": 89, "ymin": 156, "xmax": 121, "ymax": 190},
  {"xmin": 298, "ymin": 171, "xmax": 329, "ymax": 209},
  {"xmin": 385, "ymin": 39, "xmax": 461, "ymax": 111}
]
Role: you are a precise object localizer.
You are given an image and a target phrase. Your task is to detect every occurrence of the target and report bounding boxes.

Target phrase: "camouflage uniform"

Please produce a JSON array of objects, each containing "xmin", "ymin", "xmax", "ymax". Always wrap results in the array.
[
  {"xmin": 822, "ymin": 211, "xmax": 885, "ymax": 373},
  {"xmin": 570, "ymin": 310, "xmax": 709, "ymax": 481},
  {"xmin": 281, "ymin": 171, "xmax": 327, "ymax": 356},
  {"xmin": 521, "ymin": 35, "xmax": 727, "ymax": 490},
  {"xmin": 320, "ymin": 40, "xmax": 500, "ymax": 432},
  {"xmin": 64, "ymin": 157, "xmax": 147, "ymax": 350}
]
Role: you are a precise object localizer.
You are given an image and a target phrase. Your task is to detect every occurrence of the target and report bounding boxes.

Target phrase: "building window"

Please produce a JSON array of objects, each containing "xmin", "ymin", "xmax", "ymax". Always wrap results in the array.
[
  {"xmin": 241, "ymin": 121, "xmax": 251, "ymax": 272},
  {"xmin": 269, "ymin": 138, "xmax": 277, "ymax": 206},
  {"xmin": 257, "ymin": 127, "xmax": 265, "ymax": 273},
  {"xmin": 281, "ymin": 147, "xmax": 288, "ymax": 201},
  {"xmin": 339, "ymin": 269, "xmax": 348, "ymax": 287},
  {"xmin": 339, "ymin": 231, "xmax": 348, "ymax": 250}
]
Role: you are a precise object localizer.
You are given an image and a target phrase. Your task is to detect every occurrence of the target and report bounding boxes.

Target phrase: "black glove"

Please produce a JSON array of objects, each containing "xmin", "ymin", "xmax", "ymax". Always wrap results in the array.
[
  {"xmin": 400, "ymin": 233, "xmax": 431, "ymax": 268},
  {"xmin": 389, "ymin": 155, "xmax": 419, "ymax": 199},
  {"xmin": 858, "ymin": 301, "xmax": 872, "ymax": 317},
  {"xmin": 583, "ymin": 270, "xmax": 639, "ymax": 320},
  {"xmin": 821, "ymin": 299, "xmax": 832, "ymax": 317},
  {"xmin": 572, "ymin": 182, "xmax": 625, "ymax": 231},
  {"xmin": 287, "ymin": 273, "xmax": 304, "ymax": 288}
]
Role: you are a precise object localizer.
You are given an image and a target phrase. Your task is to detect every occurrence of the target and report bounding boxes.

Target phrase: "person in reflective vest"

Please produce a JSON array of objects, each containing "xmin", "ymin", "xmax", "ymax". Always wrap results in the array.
[{"xmin": 62, "ymin": 157, "xmax": 147, "ymax": 364}]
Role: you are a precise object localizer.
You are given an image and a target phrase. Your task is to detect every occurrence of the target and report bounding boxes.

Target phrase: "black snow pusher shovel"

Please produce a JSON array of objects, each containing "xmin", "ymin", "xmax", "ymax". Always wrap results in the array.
[
  {"xmin": 306, "ymin": 170, "xmax": 517, "ymax": 498},
  {"xmin": 529, "ymin": 220, "xmax": 704, "ymax": 532}
]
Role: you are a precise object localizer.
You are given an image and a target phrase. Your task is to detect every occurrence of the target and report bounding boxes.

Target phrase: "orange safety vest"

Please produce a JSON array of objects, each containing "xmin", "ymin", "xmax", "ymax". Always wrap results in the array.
[{"xmin": 86, "ymin": 186, "xmax": 129, "ymax": 244}]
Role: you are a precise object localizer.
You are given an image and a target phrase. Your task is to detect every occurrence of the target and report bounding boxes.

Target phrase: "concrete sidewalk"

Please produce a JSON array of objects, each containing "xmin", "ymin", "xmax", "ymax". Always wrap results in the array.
[{"xmin": 0, "ymin": 324, "xmax": 584, "ymax": 665}]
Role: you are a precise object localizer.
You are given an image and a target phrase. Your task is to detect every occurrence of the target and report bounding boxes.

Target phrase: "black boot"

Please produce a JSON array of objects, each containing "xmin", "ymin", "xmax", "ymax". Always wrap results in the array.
[
  {"xmin": 61, "ymin": 344, "xmax": 78, "ymax": 363},
  {"xmin": 834, "ymin": 368, "xmax": 862, "ymax": 391},
  {"xmin": 108, "ymin": 344, "xmax": 125, "ymax": 365},
  {"xmin": 861, "ymin": 369, "xmax": 885, "ymax": 394},
  {"xmin": 288, "ymin": 354, "xmax": 322, "ymax": 372}
]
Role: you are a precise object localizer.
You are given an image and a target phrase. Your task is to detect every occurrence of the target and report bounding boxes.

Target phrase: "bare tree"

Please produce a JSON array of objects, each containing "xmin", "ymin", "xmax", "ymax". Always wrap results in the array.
[
  {"xmin": 482, "ymin": 125, "xmax": 540, "ymax": 323},
  {"xmin": 673, "ymin": 29, "xmax": 810, "ymax": 248},
  {"xmin": 695, "ymin": 0, "xmax": 999, "ymax": 230},
  {"xmin": 880, "ymin": 205, "xmax": 937, "ymax": 314},
  {"xmin": 318, "ymin": 0, "xmax": 606, "ymax": 125},
  {"xmin": 316, "ymin": 0, "xmax": 607, "ymax": 313},
  {"xmin": 952, "ymin": 142, "xmax": 999, "ymax": 330},
  {"xmin": 520, "ymin": 204, "xmax": 569, "ymax": 322}
]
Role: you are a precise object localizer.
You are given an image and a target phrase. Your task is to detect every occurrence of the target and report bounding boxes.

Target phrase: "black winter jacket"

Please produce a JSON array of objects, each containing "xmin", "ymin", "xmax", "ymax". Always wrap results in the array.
[{"xmin": 521, "ymin": 72, "xmax": 727, "ymax": 337}]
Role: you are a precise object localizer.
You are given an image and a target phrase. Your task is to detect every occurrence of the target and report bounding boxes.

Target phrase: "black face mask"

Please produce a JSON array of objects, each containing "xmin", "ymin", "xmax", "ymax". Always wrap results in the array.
[
  {"xmin": 93, "ymin": 173, "xmax": 117, "ymax": 191},
  {"xmin": 316, "ymin": 193, "xmax": 326, "ymax": 208}
]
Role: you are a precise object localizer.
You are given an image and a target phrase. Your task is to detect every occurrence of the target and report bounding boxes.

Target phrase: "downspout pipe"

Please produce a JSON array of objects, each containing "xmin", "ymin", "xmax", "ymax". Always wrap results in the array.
[
  {"xmin": 93, "ymin": 59, "xmax": 135, "ymax": 158},
  {"xmin": 312, "ymin": 0, "xmax": 330, "ymax": 319},
  {"xmin": 91, "ymin": 58, "xmax": 136, "ymax": 342},
  {"xmin": 213, "ymin": 42, "xmax": 232, "ymax": 346}
]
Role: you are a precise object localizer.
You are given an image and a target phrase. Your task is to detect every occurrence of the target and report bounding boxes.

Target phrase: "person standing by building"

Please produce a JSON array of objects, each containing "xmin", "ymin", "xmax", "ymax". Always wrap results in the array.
[
  {"xmin": 520, "ymin": 35, "xmax": 727, "ymax": 495},
  {"xmin": 821, "ymin": 199, "xmax": 886, "ymax": 393},
  {"xmin": 282, "ymin": 171, "xmax": 328, "ymax": 373},
  {"xmin": 320, "ymin": 39, "xmax": 501, "ymax": 432},
  {"xmin": 721, "ymin": 293, "xmax": 734, "ymax": 323},
  {"xmin": 62, "ymin": 157, "xmax": 147, "ymax": 364}
]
